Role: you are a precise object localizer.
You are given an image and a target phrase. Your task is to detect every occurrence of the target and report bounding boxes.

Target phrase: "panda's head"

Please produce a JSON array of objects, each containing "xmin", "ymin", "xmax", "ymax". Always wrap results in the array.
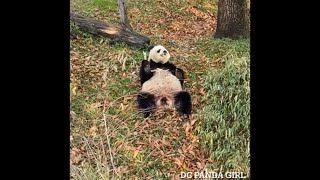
[{"xmin": 147, "ymin": 45, "xmax": 170, "ymax": 64}]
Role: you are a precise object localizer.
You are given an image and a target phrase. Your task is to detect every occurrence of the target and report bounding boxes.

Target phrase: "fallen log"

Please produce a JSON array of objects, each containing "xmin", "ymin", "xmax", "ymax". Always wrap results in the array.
[{"xmin": 70, "ymin": 12, "xmax": 150, "ymax": 49}]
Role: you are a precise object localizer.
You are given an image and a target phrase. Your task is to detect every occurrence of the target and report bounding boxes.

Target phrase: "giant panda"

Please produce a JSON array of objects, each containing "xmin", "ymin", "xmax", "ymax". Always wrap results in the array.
[
  {"xmin": 139, "ymin": 45, "xmax": 185, "ymax": 86},
  {"xmin": 137, "ymin": 68, "xmax": 192, "ymax": 118}
]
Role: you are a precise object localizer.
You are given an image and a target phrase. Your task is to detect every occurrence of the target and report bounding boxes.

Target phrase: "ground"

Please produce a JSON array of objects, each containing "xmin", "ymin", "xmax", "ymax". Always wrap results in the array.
[{"xmin": 70, "ymin": 0, "xmax": 250, "ymax": 179}]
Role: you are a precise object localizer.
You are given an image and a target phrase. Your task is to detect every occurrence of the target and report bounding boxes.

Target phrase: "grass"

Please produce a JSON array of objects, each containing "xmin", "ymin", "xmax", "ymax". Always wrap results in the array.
[
  {"xmin": 70, "ymin": 0, "xmax": 250, "ymax": 179},
  {"xmin": 196, "ymin": 38, "xmax": 250, "ymax": 174}
]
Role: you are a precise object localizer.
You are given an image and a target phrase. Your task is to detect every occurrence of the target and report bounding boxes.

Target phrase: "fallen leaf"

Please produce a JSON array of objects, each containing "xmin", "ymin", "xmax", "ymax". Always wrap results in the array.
[
  {"xmin": 70, "ymin": 148, "xmax": 82, "ymax": 165},
  {"xmin": 185, "ymin": 122, "xmax": 192, "ymax": 136},
  {"xmin": 88, "ymin": 126, "xmax": 98, "ymax": 137},
  {"xmin": 196, "ymin": 162, "xmax": 204, "ymax": 169},
  {"xmin": 173, "ymin": 157, "xmax": 184, "ymax": 168},
  {"xmin": 133, "ymin": 149, "xmax": 140, "ymax": 158},
  {"xmin": 190, "ymin": 119, "xmax": 197, "ymax": 126},
  {"xmin": 89, "ymin": 102, "xmax": 102, "ymax": 110}
]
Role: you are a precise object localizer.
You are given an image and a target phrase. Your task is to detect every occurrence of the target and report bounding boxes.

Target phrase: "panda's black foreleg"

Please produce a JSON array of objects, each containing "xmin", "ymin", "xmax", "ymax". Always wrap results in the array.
[
  {"xmin": 175, "ymin": 68, "xmax": 185, "ymax": 86},
  {"xmin": 174, "ymin": 91, "xmax": 192, "ymax": 117},
  {"xmin": 137, "ymin": 92, "xmax": 156, "ymax": 118},
  {"xmin": 139, "ymin": 60, "xmax": 153, "ymax": 86}
]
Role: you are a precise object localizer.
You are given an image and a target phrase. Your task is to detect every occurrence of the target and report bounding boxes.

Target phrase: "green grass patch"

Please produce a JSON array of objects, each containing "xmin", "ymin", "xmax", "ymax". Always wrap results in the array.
[
  {"xmin": 92, "ymin": 0, "xmax": 117, "ymax": 11},
  {"xmin": 197, "ymin": 38, "xmax": 250, "ymax": 59},
  {"xmin": 196, "ymin": 39, "xmax": 250, "ymax": 174}
]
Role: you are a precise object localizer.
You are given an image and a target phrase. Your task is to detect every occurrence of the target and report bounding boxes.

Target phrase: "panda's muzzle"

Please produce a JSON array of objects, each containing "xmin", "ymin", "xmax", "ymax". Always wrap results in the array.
[{"xmin": 163, "ymin": 50, "xmax": 167, "ymax": 55}]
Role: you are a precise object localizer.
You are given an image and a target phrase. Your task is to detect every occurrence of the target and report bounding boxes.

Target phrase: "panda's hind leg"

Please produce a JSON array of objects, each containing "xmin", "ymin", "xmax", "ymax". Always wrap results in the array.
[
  {"xmin": 137, "ymin": 92, "xmax": 156, "ymax": 118},
  {"xmin": 174, "ymin": 91, "xmax": 192, "ymax": 117}
]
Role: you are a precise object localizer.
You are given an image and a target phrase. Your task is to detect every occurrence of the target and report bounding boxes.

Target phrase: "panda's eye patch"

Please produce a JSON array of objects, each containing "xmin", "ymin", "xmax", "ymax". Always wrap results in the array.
[{"xmin": 157, "ymin": 49, "xmax": 161, "ymax": 53}]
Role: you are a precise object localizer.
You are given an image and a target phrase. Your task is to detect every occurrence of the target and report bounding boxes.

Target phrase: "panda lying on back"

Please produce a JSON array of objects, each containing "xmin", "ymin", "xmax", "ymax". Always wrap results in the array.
[
  {"xmin": 139, "ymin": 45, "xmax": 185, "ymax": 86},
  {"xmin": 137, "ymin": 68, "xmax": 192, "ymax": 118}
]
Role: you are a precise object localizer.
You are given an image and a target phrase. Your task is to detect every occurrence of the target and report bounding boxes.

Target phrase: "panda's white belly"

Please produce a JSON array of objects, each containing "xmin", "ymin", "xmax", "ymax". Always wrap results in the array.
[{"xmin": 142, "ymin": 69, "xmax": 182, "ymax": 93}]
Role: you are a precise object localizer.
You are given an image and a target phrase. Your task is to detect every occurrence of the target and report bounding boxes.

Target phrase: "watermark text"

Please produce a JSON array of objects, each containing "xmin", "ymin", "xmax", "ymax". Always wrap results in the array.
[{"xmin": 180, "ymin": 171, "xmax": 247, "ymax": 179}]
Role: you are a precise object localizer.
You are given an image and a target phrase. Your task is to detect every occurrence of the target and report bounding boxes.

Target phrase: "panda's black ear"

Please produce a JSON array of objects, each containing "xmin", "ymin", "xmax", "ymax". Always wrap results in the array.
[{"xmin": 147, "ymin": 45, "xmax": 155, "ymax": 51}]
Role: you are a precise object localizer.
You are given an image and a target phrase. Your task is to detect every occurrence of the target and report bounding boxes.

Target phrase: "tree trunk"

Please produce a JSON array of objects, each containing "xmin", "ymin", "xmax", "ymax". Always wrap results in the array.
[
  {"xmin": 70, "ymin": 13, "xmax": 150, "ymax": 48},
  {"xmin": 215, "ymin": 0, "xmax": 249, "ymax": 39}
]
